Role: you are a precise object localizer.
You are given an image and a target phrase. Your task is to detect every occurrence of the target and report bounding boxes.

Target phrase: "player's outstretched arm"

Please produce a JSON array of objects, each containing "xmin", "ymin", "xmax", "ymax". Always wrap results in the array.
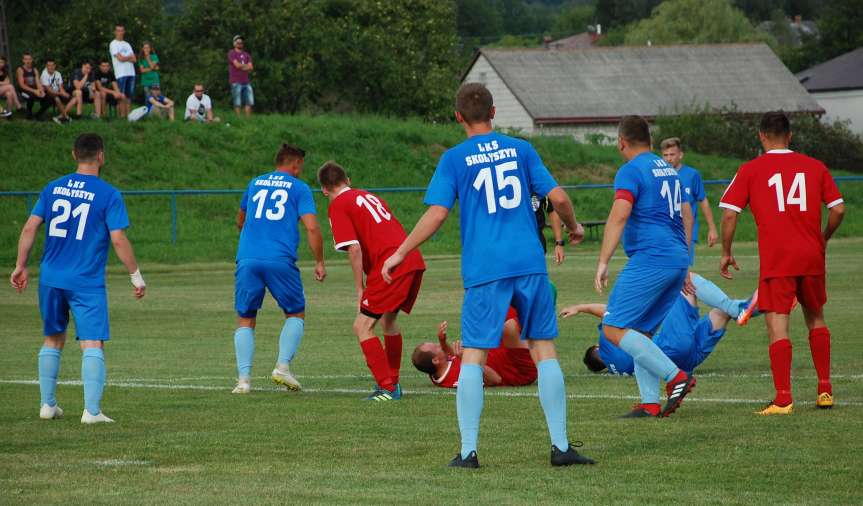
[
  {"xmin": 719, "ymin": 209, "xmax": 740, "ymax": 279},
  {"xmin": 382, "ymin": 205, "xmax": 448, "ymax": 283},
  {"xmin": 110, "ymin": 230, "xmax": 146, "ymax": 299},
  {"xmin": 547, "ymin": 187, "xmax": 584, "ymax": 245},
  {"xmin": 823, "ymin": 203, "xmax": 845, "ymax": 242},
  {"xmin": 300, "ymin": 214, "xmax": 326, "ymax": 282},
  {"xmin": 700, "ymin": 198, "xmax": 719, "ymax": 247},
  {"xmin": 10, "ymin": 215, "xmax": 43, "ymax": 293},
  {"xmin": 596, "ymin": 199, "xmax": 632, "ymax": 293},
  {"xmin": 347, "ymin": 244, "xmax": 364, "ymax": 309},
  {"xmin": 559, "ymin": 303, "xmax": 607, "ymax": 319}
]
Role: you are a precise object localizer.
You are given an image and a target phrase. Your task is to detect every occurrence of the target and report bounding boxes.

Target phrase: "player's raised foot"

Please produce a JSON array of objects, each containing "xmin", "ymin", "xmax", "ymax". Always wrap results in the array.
[
  {"xmin": 231, "ymin": 380, "xmax": 251, "ymax": 394},
  {"xmin": 756, "ymin": 402, "xmax": 793, "ymax": 415},
  {"xmin": 363, "ymin": 387, "xmax": 399, "ymax": 401},
  {"xmin": 816, "ymin": 392, "xmax": 834, "ymax": 409},
  {"xmin": 662, "ymin": 371, "xmax": 696, "ymax": 417},
  {"xmin": 271, "ymin": 367, "xmax": 302, "ymax": 391},
  {"xmin": 448, "ymin": 451, "xmax": 479, "ymax": 469},
  {"xmin": 81, "ymin": 410, "xmax": 114, "ymax": 424},
  {"xmin": 620, "ymin": 403, "xmax": 660, "ymax": 418},
  {"xmin": 550, "ymin": 443, "xmax": 595, "ymax": 466},
  {"xmin": 39, "ymin": 404, "xmax": 64, "ymax": 420},
  {"xmin": 737, "ymin": 290, "xmax": 760, "ymax": 326}
]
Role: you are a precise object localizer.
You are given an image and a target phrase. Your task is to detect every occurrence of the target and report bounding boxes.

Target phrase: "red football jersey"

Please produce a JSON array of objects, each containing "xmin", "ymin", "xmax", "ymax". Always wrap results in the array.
[
  {"xmin": 720, "ymin": 150, "xmax": 843, "ymax": 278},
  {"xmin": 327, "ymin": 188, "xmax": 425, "ymax": 281}
]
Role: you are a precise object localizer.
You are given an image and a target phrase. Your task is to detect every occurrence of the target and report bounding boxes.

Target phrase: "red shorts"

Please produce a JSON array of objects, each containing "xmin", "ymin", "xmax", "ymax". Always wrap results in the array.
[
  {"xmin": 361, "ymin": 269, "xmax": 424, "ymax": 318},
  {"xmin": 487, "ymin": 348, "xmax": 537, "ymax": 386},
  {"xmin": 759, "ymin": 275, "xmax": 826, "ymax": 314}
]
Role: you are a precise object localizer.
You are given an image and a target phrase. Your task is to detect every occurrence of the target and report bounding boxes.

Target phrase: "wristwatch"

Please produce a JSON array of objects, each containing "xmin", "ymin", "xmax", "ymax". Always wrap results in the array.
[{"xmin": 555, "ymin": 240, "xmax": 566, "ymax": 247}]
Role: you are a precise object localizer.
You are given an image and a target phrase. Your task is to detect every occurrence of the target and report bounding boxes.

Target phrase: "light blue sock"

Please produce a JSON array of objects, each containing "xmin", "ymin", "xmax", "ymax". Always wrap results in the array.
[
  {"xmin": 38, "ymin": 346, "xmax": 62, "ymax": 407},
  {"xmin": 691, "ymin": 273, "xmax": 743, "ymax": 318},
  {"xmin": 537, "ymin": 359, "xmax": 569, "ymax": 451},
  {"xmin": 618, "ymin": 329, "xmax": 679, "ymax": 382},
  {"xmin": 633, "ymin": 362, "xmax": 661, "ymax": 404},
  {"xmin": 234, "ymin": 327, "xmax": 255, "ymax": 380},
  {"xmin": 277, "ymin": 318, "xmax": 304, "ymax": 366},
  {"xmin": 81, "ymin": 348, "xmax": 105, "ymax": 416},
  {"xmin": 456, "ymin": 363, "xmax": 484, "ymax": 459}
]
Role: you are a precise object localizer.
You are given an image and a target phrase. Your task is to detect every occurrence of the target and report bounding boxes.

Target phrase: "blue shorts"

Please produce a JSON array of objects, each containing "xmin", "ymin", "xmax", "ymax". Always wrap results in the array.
[
  {"xmin": 117, "ymin": 76, "xmax": 135, "ymax": 98},
  {"xmin": 603, "ymin": 264, "xmax": 688, "ymax": 334},
  {"xmin": 231, "ymin": 83, "xmax": 254, "ymax": 107},
  {"xmin": 39, "ymin": 285, "xmax": 110, "ymax": 341},
  {"xmin": 462, "ymin": 274, "xmax": 557, "ymax": 349},
  {"xmin": 235, "ymin": 258, "xmax": 304, "ymax": 318}
]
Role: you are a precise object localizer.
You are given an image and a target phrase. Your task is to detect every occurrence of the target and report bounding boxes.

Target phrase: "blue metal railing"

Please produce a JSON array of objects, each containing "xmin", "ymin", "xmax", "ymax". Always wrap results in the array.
[{"xmin": 3, "ymin": 176, "xmax": 861, "ymax": 244}]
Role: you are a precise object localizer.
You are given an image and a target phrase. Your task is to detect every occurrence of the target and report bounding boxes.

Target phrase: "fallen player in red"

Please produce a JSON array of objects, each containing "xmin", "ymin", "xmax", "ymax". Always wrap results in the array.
[{"xmin": 411, "ymin": 308, "xmax": 537, "ymax": 387}]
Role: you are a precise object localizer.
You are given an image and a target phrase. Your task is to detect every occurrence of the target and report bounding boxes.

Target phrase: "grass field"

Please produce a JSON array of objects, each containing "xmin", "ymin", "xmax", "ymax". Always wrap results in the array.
[{"xmin": 1, "ymin": 239, "xmax": 862, "ymax": 504}]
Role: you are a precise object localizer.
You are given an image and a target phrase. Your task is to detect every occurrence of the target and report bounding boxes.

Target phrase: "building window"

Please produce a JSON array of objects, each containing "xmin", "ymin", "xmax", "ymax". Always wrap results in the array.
[{"xmin": 478, "ymin": 72, "xmax": 487, "ymax": 83}]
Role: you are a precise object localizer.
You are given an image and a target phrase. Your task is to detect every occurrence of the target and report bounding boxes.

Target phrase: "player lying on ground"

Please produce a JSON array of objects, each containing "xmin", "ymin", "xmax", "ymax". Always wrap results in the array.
[
  {"xmin": 10, "ymin": 133, "xmax": 146, "ymax": 424},
  {"xmin": 412, "ymin": 308, "xmax": 538, "ymax": 388},
  {"xmin": 231, "ymin": 144, "xmax": 326, "ymax": 394},
  {"xmin": 719, "ymin": 111, "xmax": 845, "ymax": 415},
  {"xmin": 562, "ymin": 274, "xmax": 757, "ymax": 417},
  {"xmin": 318, "ymin": 161, "xmax": 426, "ymax": 401},
  {"xmin": 595, "ymin": 115, "xmax": 697, "ymax": 419},
  {"xmin": 382, "ymin": 82, "xmax": 593, "ymax": 468}
]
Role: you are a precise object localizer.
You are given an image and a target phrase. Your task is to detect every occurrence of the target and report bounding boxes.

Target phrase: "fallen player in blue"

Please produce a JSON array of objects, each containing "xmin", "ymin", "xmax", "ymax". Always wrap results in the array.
[{"xmin": 560, "ymin": 273, "xmax": 758, "ymax": 416}]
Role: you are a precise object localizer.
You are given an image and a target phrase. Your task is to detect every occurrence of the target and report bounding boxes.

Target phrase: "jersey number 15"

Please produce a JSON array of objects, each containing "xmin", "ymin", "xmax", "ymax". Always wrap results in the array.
[{"xmin": 473, "ymin": 161, "xmax": 522, "ymax": 214}]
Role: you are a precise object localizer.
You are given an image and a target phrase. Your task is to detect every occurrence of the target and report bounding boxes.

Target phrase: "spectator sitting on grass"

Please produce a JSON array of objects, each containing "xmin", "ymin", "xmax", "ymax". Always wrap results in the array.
[
  {"xmin": 70, "ymin": 61, "xmax": 101, "ymax": 118},
  {"xmin": 146, "ymin": 84, "xmax": 174, "ymax": 121},
  {"xmin": 16, "ymin": 52, "xmax": 51, "ymax": 120},
  {"xmin": 0, "ymin": 56, "xmax": 21, "ymax": 117},
  {"xmin": 184, "ymin": 83, "xmax": 219, "ymax": 123},
  {"xmin": 228, "ymin": 35, "xmax": 253, "ymax": 116},
  {"xmin": 40, "ymin": 58, "xmax": 73, "ymax": 124},
  {"xmin": 138, "ymin": 41, "xmax": 160, "ymax": 98},
  {"xmin": 94, "ymin": 59, "xmax": 125, "ymax": 118}
]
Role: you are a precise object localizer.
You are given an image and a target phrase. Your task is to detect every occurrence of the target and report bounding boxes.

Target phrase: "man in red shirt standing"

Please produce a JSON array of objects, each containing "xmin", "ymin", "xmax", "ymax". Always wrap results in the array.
[
  {"xmin": 318, "ymin": 161, "xmax": 426, "ymax": 401},
  {"xmin": 719, "ymin": 112, "xmax": 845, "ymax": 415}
]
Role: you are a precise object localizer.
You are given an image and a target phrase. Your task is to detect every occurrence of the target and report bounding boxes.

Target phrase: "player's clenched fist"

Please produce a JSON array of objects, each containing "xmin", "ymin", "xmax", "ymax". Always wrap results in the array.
[
  {"xmin": 569, "ymin": 222, "xmax": 585, "ymax": 245},
  {"xmin": 719, "ymin": 254, "xmax": 739, "ymax": 280},
  {"xmin": 314, "ymin": 261, "xmax": 326, "ymax": 282},
  {"xmin": 10, "ymin": 267, "xmax": 29, "ymax": 293},
  {"xmin": 381, "ymin": 252, "xmax": 404, "ymax": 284}
]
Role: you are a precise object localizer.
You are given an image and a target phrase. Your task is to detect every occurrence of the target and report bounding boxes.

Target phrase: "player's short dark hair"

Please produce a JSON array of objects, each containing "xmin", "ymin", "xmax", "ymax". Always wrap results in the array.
[
  {"xmin": 115, "ymin": 23, "xmax": 125, "ymax": 29},
  {"xmin": 74, "ymin": 133, "xmax": 104, "ymax": 162},
  {"xmin": 99, "ymin": 58, "xmax": 111, "ymax": 64},
  {"xmin": 759, "ymin": 111, "xmax": 791, "ymax": 138},
  {"xmin": 45, "ymin": 57, "xmax": 55, "ymax": 64},
  {"xmin": 274, "ymin": 143, "xmax": 306, "ymax": 166},
  {"xmin": 660, "ymin": 137, "xmax": 681, "ymax": 151},
  {"xmin": 317, "ymin": 161, "xmax": 349, "ymax": 189},
  {"xmin": 22, "ymin": 51, "xmax": 32, "ymax": 58},
  {"xmin": 618, "ymin": 115, "xmax": 652, "ymax": 147},
  {"xmin": 456, "ymin": 83, "xmax": 494, "ymax": 124},
  {"xmin": 411, "ymin": 346, "xmax": 437, "ymax": 376},
  {"xmin": 583, "ymin": 345, "xmax": 606, "ymax": 373}
]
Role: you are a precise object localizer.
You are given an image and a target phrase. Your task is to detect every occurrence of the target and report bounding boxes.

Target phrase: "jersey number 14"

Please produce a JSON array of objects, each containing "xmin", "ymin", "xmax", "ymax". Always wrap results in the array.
[
  {"xmin": 660, "ymin": 179, "xmax": 682, "ymax": 218},
  {"xmin": 768, "ymin": 172, "xmax": 807, "ymax": 212}
]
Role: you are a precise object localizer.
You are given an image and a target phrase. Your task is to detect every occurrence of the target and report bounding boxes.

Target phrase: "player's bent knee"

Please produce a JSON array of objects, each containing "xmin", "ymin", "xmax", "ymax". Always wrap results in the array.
[
  {"xmin": 43, "ymin": 333, "xmax": 67, "ymax": 349},
  {"xmin": 237, "ymin": 316, "xmax": 257, "ymax": 329},
  {"xmin": 528, "ymin": 339, "xmax": 557, "ymax": 362},
  {"xmin": 79, "ymin": 340, "xmax": 104, "ymax": 350},
  {"xmin": 352, "ymin": 313, "xmax": 378, "ymax": 340}
]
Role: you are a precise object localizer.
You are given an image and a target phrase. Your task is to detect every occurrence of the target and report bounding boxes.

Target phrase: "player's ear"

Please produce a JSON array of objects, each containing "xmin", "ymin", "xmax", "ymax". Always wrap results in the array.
[
  {"xmin": 71, "ymin": 149, "xmax": 78, "ymax": 162},
  {"xmin": 454, "ymin": 110, "xmax": 464, "ymax": 125},
  {"xmin": 488, "ymin": 105, "xmax": 496, "ymax": 121}
]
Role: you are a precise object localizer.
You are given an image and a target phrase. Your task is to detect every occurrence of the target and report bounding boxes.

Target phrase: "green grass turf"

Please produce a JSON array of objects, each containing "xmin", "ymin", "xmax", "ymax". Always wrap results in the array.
[{"xmin": 1, "ymin": 239, "xmax": 862, "ymax": 504}]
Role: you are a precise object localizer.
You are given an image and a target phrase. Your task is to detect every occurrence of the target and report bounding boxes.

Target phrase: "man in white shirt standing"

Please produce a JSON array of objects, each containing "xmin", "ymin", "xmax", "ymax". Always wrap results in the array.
[
  {"xmin": 184, "ymin": 83, "xmax": 219, "ymax": 123},
  {"xmin": 109, "ymin": 24, "xmax": 136, "ymax": 119}
]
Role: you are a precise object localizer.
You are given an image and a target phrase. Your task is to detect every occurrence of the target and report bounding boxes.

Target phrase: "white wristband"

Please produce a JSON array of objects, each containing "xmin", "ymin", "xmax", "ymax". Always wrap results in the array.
[{"xmin": 130, "ymin": 269, "xmax": 146, "ymax": 288}]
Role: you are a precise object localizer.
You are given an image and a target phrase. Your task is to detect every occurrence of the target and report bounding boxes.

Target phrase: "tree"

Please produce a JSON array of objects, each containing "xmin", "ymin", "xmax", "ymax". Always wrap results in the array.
[
  {"xmin": 595, "ymin": 0, "xmax": 661, "ymax": 29},
  {"xmin": 624, "ymin": 0, "xmax": 771, "ymax": 45},
  {"xmin": 551, "ymin": 3, "xmax": 596, "ymax": 37}
]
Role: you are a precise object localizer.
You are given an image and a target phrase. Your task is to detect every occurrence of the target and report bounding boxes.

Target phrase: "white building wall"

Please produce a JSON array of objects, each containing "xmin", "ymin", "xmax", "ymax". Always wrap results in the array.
[
  {"xmin": 812, "ymin": 89, "xmax": 863, "ymax": 135},
  {"xmin": 536, "ymin": 123, "xmax": 619, "ymax": 144},
  {"xmin": 463, "ymin": 55, "xmax": 535, "ymax": 134}
]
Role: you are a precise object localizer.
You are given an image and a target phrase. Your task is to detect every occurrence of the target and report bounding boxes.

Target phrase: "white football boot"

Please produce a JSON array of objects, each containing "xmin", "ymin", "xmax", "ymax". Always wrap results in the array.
[
  {"xmin": 39, "ymin": 404, "xmax": 64, "ymax": 420},
  {"xmin": 81, "ymin": 410, "xmax": 115, "ymax": 424},
  {"xmin": 271, "ymin": 367, "xmax": 302, "ymax": 391},
  {"xmin": 231, "ymin": 380, "xmax": 251, "ymax": 394}
]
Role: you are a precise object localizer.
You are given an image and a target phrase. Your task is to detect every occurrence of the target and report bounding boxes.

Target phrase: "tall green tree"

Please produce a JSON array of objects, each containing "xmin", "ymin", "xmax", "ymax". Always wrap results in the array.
[
  {"xmin": 595, "ymin": 0, "xmax": 661, "ymax": 29},
  {"xmin": 624, "ymin": 0, "xmax": 771, "ymax": 45}
]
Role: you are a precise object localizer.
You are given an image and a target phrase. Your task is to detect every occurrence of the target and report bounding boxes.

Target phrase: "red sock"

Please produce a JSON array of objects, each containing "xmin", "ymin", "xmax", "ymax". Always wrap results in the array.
[
  {"xmin": 808, "ymin": 327, "xmax": 831, "ymax": 394},
  {"xmin": 769, "ymin": 339, "xmax": 793, "ymax": 406},
  {"xmin": 360, "ymin": 338, "xmax": 395, "ymax": 392},
  {"xmin": 384, "ymin": 334, "xmax": 403, "ymax": 385}
]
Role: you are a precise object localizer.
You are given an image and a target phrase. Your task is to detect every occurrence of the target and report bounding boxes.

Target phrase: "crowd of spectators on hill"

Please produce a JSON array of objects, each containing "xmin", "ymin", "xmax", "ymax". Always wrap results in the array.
[{"xmin": 1, "ymin": 25, "xmax": 250, "ymax": 124}]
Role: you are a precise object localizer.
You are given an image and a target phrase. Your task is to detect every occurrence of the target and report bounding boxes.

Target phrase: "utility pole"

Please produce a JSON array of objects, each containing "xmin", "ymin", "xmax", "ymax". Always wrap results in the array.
[{"xmin": 0, "ymin": 0, "xmax": 9, "ymax": 62}]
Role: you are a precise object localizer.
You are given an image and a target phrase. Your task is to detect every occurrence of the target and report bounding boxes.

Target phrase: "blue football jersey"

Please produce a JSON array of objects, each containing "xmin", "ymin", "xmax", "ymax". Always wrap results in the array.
[
  {"xmin": 652, "ymin": 295, "xmax": 700, "ymax": 373},
  {"xmin": 31, "ymin": 174, "xmax": 129, "ymax": 291},
  {"xmin": 597, "ymin": 323, "xmax": 634, "ymax": 376},
  {"xmin": 677, "ymin": 164, "xmax": 706, "ymax": 243},
  {"xmin": 613, "ymin": 152, "xmax": 689, "ymax": 268},
  {"xmin": 236, "ymin": 171, "xmax": 317, "ymax": 262},
  {"xmin": 424, "ymin": 132, "xmax": 558, "ymax": 288}
]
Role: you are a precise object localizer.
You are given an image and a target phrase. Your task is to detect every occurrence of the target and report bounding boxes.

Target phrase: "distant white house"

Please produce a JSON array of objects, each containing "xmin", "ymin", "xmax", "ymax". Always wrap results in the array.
[
  {"xmin": 461, "ymin": 44, "xmax": 823, "ymax": 140},
  {"xmin": 797, "ymin": 47, "xmax": 863, "ymax": 135}
]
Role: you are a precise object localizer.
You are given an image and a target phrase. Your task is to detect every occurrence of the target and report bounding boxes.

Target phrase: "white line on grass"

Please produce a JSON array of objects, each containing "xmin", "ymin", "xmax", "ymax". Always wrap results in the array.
[{"xmin": 1, "ymin": 379, "xmax": 859, "ymax": 407}]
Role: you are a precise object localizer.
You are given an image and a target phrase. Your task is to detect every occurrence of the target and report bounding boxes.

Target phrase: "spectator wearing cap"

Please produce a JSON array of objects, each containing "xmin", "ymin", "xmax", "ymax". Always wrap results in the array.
[
  {"xmin": 145, "ymin": 84, "xmax": 174, "ymax": 121},
  {"xmin": 227, "ymin": 35, "xmax": 254, "ymax": 116},
  {"xmin": 185, "ymin": 83, "xmax": 219, "ymax": 123}
]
